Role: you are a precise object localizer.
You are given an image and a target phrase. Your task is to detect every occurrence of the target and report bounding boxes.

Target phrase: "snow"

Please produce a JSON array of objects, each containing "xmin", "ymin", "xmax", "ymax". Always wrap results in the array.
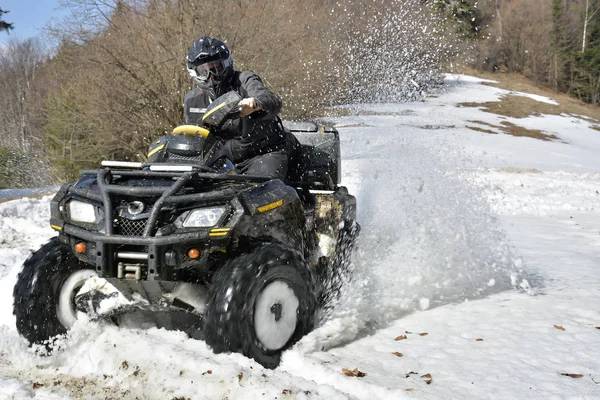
[{"xmin": 0, "ymin": 75, "xmax": 599, "ymax": 399}]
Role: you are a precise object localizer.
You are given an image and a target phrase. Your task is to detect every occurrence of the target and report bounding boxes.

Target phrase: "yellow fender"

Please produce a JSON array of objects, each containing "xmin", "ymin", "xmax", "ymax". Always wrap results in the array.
[{"xmin": 172, "ymin": 125, "xmax": 210, "ymax": 138}]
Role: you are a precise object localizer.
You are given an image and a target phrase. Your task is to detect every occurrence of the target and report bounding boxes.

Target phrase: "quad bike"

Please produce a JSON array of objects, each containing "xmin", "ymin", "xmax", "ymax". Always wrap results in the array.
[{"xmin": 13, "ymin": 91, "xmax": 359, "ymax": 368}]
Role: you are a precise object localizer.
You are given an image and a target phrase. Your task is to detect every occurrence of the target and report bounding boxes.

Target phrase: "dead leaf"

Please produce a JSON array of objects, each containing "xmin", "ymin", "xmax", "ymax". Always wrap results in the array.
[
  {"xmin": 121, "ymin": 361, "xmax": 129, "ymax": 370},
  {"xmin": 238, "ymin": 372, "xmax": 243, "ymax": 382},
  {"xmin": 554, "ymin": 325, "xmax": 566, "ymax": 331},
  {"xmin": 476, "ymin": 338, "xmax": 484, "ymax": 342},
  {"xmin": 342, "ymin": 368, "xmax": 367, "ymax": 377},
  {"xmin": 406, "ymin": 371, "xmax": 419, "ymax": 378},
  {"xmin": 405, "ymin": 330, "xmax": 413, "ymax": 334},
  {"xmin": 392, "ymin": 352, "xmax": 403, "ymax": 357},
  {"xmin": 32, "ymin": 382, "xmax": 43, "ymax": 389},
  {"xmin": 405, "ymin": 388, "xmax": 414, "ymax": 392},
  {"xmin": 282, "ymin": 389, "xmax": 292, "ymax": 394},
  {"xmin": 595, "ymin": 326, "xmax": 600, "ymax": 330},
  {"xmin": 421, "ymin": 373, "xmax": 433, "ymax": 384},
  {"xmin": 395, "ymin": 335, "xmax": 408, "ymax": 341},
  {"xmin": 560, "ymin": 373, "xmax": 584, "ymax": 379},
  {"xmin": 418, "ymin": 332, "xmax": 428, "ymax": 337},
  {"xmin": 202, "ymin": 370, "xmax": 212, "ymax": 375}
]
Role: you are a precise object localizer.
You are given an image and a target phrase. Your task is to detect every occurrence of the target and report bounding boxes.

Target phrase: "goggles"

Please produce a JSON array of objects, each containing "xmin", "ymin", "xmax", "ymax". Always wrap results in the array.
[{"xmin": 194, "ymin": 60, "xmax": 226, "ymax": 81}]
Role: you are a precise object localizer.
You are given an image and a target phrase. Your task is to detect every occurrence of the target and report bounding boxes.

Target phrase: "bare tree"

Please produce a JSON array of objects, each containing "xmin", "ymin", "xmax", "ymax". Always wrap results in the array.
[
  {"xmin": 40, "ymin": 0, "xmax": 457, "ymax": 179},
  {"xmin": 0, "ymin": 38, "xmax": 47, "ymax": 152}
]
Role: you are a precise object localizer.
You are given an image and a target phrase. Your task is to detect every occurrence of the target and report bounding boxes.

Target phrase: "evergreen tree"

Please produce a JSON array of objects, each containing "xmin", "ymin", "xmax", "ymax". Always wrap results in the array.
[
  {"xmin": 551, "ymin": 0, "xmax": 573, "ymax": 92},
  {"xmin": 430, "ymin": 0, "xmax": 483, "ymax": 38},
  {"xmin": 572, "ymin": 0, "xmax": 600, "ymax": 104},
  {"xmin": 0, "ymin": 7, "xmax": 14, "ymax": 32}
]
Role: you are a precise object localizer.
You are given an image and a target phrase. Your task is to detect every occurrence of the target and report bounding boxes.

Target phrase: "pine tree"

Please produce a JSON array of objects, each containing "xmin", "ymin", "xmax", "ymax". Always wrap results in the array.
[
  {"xmin": 0, "ymin": 7, "xmax": 14, "ymax": 32},
  {"xmin": 430, "ymin": 0, "xmax": 483, "ymax": 38},
  {"xmin": 572, "ymin": 0, "xmax": 600, "ymax": 104}
]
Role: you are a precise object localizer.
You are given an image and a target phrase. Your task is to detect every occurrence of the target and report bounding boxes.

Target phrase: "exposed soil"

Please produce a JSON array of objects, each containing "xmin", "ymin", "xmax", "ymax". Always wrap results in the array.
[
  {"xmin": 459, "ymin": 95, "xmax": 562, "ymax": 119},
  {"xmin": 466, "ymin": 120, "xmax": 561, "ymax": 142},
  {"xmin": 467, "ymin": 126, "xmax": 497, "ymax": 135},
  {"xmin": 456, "ymin": 67, "xmax": 600, "ymax": 122}
]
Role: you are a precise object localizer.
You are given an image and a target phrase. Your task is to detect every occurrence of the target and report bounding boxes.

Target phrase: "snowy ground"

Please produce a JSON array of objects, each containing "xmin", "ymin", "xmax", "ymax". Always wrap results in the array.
[{"xmin": 0, "ymin": 75, "xmax": 598, "ymax": 399}]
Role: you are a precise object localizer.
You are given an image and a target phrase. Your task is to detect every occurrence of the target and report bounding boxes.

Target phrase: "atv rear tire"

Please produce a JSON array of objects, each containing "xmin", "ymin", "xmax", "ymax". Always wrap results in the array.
[
  {"xmin": 13, "ymin": 238, "xmax": 97, "ymax": 348},
  {"xmin": 204, "ymin": 243, "xmax": 317, "ymax": 368}
]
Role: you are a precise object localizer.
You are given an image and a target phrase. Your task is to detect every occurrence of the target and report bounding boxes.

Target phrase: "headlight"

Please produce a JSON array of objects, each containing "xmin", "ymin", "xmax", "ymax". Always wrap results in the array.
[
  {"xmin": 68, "ymin": 200, "xmax": 97, "ymax": 223},
  {"xmin": 183, "ymin": 207, "xmax": 227, "ymax": 228}
]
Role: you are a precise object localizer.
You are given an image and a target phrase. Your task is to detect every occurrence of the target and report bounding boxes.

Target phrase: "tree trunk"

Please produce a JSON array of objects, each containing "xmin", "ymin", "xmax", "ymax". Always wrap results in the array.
[
  {"xmin": 583, "ymin": 0, "xmax": 589, "ymax": 52},
  {"xmin": 496, "ymin": 0, "xmax": 503, "ymax": 40}
]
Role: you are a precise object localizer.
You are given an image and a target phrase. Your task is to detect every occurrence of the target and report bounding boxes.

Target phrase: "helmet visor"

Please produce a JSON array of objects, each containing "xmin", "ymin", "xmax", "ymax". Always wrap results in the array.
[{"xmin": 194, "ymin": 59, "xmax": 226, "ymax": 81}]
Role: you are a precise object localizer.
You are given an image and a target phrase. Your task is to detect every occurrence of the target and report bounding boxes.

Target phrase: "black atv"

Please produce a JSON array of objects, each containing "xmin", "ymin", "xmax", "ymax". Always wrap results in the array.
[{"xmin": 13, "ymin": 91, "xmax": 358, "ymax": 368}]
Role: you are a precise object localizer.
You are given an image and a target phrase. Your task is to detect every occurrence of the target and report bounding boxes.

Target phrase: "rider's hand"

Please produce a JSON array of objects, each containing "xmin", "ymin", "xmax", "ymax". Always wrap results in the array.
[{"xmin": 238, "ymin": 97, "xmax": 262, "ymax": 117}]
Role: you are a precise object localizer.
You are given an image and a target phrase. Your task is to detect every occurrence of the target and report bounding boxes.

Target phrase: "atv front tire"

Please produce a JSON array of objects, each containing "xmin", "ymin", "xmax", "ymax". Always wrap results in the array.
[
  {"xmin": 13, "ymin": 238, "xmax": 97, "ymax": 347},
  {"xmin": 204, "ymin": 243, "xmax": 317, "ymax": 368}
]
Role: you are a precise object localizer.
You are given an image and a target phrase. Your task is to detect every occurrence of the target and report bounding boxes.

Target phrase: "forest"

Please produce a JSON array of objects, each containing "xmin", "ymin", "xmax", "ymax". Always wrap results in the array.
[{"xmin": 1, "ymin": 0, "xmax": 599, "ymax": 187}]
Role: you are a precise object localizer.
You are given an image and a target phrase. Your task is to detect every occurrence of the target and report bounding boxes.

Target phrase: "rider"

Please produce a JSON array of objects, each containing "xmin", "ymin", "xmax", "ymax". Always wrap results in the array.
[{"xmin": 184, "ymin": 36, "xmax": 288, "ymax": 179}]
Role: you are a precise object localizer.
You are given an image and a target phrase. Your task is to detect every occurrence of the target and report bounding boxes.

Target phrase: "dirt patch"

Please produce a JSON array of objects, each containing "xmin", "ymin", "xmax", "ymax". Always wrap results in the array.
[
  {"xmin": 467, "ymin": 126, "xmax": 497, "ymax": 134},
  {"xmin": 591, "ymin": 125, "xmax": 600, "ymax": 131},
  {"xmin": 466, "ymin": 119, "xmax": 560, "ymax": 141},
  {"xmin": 468, "ymin": 120, "xmax": 500, "ymax": 128},
  {"xmin": 420, "ymin": 124, "xmax": 456, "ymax": 130},
  {"xmin": 455, "ymin": 67, "xmax": 600, "ymax": 122},
  {"xmin": 459, "ymin": 95, "xmax": 562, "ymax": 119},
  {"xmin": 0, "ymin": 362, "xmax": 135, "ymax": 400},
  {"xmin": 499, "ymin": 121, "xmax": 560, "ymax": 141}
]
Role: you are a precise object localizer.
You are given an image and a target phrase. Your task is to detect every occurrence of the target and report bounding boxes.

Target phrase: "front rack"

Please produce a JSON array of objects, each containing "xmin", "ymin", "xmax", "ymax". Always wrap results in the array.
[
  {"xmin": 57, "ymin": 167, "xmax": 268, "ymax": 280},
  {"xmin": 74, "ymin": 168, "xmax": 270, "ymax": 238}
]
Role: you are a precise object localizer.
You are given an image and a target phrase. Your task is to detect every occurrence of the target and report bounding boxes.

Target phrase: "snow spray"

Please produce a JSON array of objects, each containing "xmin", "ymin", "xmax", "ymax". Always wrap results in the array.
[{"xmin": 301, "ymin": 121, "xmax": 525, "ymax": 352}]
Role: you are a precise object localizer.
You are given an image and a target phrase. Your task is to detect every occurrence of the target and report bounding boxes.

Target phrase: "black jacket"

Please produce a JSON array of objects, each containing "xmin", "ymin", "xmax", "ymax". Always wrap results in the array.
[{"xmin": 183, "ymin": 71, "xmax": 286, "ymax": 163}]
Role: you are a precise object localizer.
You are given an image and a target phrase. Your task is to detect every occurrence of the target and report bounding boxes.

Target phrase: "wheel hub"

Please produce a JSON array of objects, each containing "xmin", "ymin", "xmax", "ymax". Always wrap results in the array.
[
  {"xmin": 57, "ymin": 269, "xmax": 98, "ymax": 329},
  {"xmin": 270, "ymin": 303, "xmax": 283, "ymax": 322},
  {"xmin": 254, "ymin": 281, "xmax": 299, "ymax": 351}
]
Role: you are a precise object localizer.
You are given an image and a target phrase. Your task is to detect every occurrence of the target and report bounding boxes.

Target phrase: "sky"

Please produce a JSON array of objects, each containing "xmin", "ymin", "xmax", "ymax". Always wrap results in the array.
[
  {"xmin": 0, "ymin": 0, "xmax": 66, "ymax": 44},
  {"xmin": 0, "ymin": 75, "xmax": 598, "ymax": 399}
]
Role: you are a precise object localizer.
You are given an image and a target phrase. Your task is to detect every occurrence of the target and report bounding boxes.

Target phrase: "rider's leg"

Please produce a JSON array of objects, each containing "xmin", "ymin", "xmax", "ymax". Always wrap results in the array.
[{"xmin": 238, "ymin": 150, "xmax": 288, "ymax": 180}]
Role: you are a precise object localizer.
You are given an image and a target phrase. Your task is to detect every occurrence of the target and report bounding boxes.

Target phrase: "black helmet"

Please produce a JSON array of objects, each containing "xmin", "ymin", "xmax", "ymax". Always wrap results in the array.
[{"xmin": 187, "ymin": 37, "xmax": 234, "ymax": 95}]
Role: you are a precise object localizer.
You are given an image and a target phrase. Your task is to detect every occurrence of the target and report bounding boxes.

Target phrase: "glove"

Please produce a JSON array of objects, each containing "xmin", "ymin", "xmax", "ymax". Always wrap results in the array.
[{"xmin": 238, "ymin": 97, "xmax": 262, "ymax": 117}]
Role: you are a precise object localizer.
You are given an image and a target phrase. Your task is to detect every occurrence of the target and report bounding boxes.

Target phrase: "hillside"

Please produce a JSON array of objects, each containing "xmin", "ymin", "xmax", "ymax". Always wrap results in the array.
[{"xmin": 0, "ymin": 74, "xmax": 599, "ymax": 399}]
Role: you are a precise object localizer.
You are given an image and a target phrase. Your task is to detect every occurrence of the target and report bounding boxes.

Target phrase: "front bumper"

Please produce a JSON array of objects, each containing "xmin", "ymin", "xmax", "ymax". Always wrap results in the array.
[{"xmin": 52, "ymin": 168, "xmax": 257, "ymax": 281}]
